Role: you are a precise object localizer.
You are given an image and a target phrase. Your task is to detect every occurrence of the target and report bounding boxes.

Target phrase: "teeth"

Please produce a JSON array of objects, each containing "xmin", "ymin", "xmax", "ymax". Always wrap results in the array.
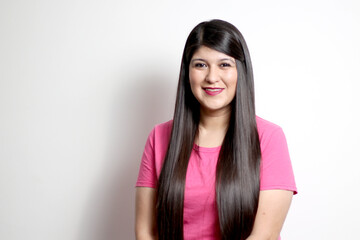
[{"xmin": 206, "ymin": 88, "xmax": 221, "ymax": 92}]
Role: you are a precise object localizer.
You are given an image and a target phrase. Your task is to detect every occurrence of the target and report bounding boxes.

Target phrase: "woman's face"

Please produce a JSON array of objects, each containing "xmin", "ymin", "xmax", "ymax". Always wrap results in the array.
[{"xmin": 189, "ymin": 46, "xmax": 237, "ymax": 115}]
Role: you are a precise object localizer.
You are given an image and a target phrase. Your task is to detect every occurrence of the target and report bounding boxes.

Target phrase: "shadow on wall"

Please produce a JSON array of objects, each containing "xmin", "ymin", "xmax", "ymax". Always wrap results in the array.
[{"xmin": 78, "ymin": 69, "xmax": 175, "ymax": 240}]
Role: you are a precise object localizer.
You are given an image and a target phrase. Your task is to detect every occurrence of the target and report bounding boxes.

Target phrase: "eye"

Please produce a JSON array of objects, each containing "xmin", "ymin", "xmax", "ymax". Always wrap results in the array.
[
  {"xmin": 220, "ymin": 63, "xmax": 232, "ymax": 67},
  {"xmin": 194, "ymin": 63, "xmax": 207, "ymax": 68}
]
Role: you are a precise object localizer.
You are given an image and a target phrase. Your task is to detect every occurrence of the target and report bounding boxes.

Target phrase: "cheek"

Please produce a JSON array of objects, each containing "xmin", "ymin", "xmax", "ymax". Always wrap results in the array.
[
  {"xmin": 226, "ymin": 72, "xmax": 238, "ymax": 92},
  {"xmin": 189, "ymin": 71, "xmax": 201, "ymax": 89},
  {"xmin": 189, "ymin": 70, "xmax": 197, "ymax": 83}
]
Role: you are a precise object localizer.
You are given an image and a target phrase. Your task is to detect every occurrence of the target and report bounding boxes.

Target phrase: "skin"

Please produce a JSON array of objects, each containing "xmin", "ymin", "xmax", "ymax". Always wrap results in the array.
[
  {"xmin": 135, "ymin": 46, "xmax": 293, "ymax": 240},
  {"xmin": 189, "ymin": 46, "xmax": 237, "ymax": 147},
  {"xmin": 135, "ymin": 188, "xmax": 158, "ymax": 240}
]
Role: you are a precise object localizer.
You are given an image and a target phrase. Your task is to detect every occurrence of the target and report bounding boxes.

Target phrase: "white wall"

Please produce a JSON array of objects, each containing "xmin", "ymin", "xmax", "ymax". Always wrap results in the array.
[{"xmin": 1, "ymin": 0, "xmax": 359, "ymax": 239}]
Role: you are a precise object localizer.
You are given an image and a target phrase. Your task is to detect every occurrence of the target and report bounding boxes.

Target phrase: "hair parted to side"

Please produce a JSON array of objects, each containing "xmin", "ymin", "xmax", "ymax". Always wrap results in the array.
[{"xmin": 156, "ymin": 19, "xmax": 261, "ymax": 240}]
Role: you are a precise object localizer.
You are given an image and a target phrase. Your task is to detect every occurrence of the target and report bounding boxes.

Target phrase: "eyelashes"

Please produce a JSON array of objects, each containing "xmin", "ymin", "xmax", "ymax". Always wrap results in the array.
[
  {"xmin": 192, "ymin": 62, "xmax": 233, "ymax": 68},
  {"xmin": 220, "ymin": 63, "xmax": 231, "ymax": 67},
  {"xmin": 194, "ymin": 63, "xmax": 206, "ymax": 68}
]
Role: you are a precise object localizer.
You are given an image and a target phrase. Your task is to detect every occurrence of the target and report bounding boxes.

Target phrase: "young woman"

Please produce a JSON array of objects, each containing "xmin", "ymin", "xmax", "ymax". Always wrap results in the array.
[{"xmin": 135, "ymin": 19, "xmax": 297, "ymax": 240}]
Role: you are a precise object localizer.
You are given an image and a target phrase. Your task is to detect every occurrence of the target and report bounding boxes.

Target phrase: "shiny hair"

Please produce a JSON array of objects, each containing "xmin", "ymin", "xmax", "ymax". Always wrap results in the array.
[{"xmin": 156, "ymin": 19, "xmax": 261, "ymax": 240}]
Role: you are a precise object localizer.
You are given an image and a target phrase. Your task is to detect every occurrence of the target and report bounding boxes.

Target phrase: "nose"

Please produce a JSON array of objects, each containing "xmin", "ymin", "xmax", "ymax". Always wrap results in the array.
[{"xmin": 205, "ymin": 66, "xmax": 220, "ymax": 83}]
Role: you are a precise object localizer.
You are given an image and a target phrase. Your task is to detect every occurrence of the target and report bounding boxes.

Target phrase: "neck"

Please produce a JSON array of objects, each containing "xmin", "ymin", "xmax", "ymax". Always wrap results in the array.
[
  {"xmin": 196, "ymin": 107, "xmax": 231, "ymax": 147},
  {"xmin": 199, "ymin": 107, "xmax": 231, "ymax": 131}
]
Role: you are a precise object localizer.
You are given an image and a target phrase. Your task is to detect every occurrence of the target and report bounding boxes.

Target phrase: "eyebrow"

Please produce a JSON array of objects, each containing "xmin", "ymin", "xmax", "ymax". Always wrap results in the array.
[{"xmin": 191, "ymin": 58, "xmax": 236, "ymax": 63}]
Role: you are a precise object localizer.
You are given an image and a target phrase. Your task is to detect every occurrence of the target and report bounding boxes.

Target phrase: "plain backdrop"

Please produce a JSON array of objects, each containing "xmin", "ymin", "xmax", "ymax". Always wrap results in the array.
[{"xmin": 1, "ymin": 0, "xmax": 359, "ymax": 239}]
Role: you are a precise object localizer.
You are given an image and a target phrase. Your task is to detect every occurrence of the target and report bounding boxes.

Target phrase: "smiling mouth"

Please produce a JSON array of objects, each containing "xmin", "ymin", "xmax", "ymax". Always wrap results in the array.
[{"xmin": 203, "ymin": 88, "xmax": 224, "ymax": 96}]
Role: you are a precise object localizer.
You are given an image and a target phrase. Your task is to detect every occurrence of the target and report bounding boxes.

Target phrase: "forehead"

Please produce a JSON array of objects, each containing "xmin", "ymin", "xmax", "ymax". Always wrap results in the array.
[{"xmin": 191, "ymin": 46, "xmax": 234, "ymax": 61}]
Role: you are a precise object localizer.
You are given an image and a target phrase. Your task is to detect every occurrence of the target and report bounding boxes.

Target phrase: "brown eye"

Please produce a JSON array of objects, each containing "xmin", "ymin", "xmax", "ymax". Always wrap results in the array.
[
  {"xmin": 194, "ymin": 63, "xmax": 206, "ymax": 68},
  {"xmin": 220, "ymin": 63, "xmax": 231, "ymax": 67}
]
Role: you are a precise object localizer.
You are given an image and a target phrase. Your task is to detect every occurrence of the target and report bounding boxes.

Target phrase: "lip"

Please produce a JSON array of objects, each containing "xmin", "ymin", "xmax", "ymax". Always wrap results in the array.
[{"xmin": 203, "ymin": 87, "xmax": 224, "ymax": 96}]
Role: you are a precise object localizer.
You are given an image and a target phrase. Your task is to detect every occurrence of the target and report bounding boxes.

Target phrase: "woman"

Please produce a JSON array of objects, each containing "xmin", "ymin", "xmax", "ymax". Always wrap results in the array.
[{"xmin": 135, "ymin": 19, "xmax": 297, "ymax": 240}]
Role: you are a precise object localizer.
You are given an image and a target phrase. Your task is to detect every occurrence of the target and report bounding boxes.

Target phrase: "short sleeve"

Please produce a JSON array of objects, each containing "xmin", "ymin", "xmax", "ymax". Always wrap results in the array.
[
  {"xmin": 259, "ymin": 127, "xmax": 297, "ymax": 194},
  {"xmin": 136, "ymin": 128, "xmax": 157, "ymax": 188}
]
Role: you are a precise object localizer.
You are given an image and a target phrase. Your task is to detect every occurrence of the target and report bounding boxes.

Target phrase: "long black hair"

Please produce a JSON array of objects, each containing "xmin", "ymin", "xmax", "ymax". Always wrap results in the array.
[{"xmin": 156, "ymin": 19, "xmax": 261, "ymax": 240}]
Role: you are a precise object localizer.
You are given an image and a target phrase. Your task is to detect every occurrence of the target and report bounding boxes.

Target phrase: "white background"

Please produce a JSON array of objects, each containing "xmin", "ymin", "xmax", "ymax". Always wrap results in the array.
[{"xmin": 1, "ymin": 0, "xmax": 359, "ymax": 239}]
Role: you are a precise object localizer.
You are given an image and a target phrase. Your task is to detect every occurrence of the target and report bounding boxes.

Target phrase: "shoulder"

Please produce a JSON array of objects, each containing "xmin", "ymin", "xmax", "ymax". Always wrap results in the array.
[
  {"xmin": 256, "ymin": 116, "xmax": 297, "ymax": 193},
  {"xmin": 256, "ymin": 115, "xmax": 283, "ymax": 135},
  {"xmin": 137, "ymin": 121, "xmax": 173, "ymax": 188},
  {"xmin": 152, "ymin": 119, "xmax": 173, "ymax": 137},
  {"xmin": 146, "ymin": 120, "xmax": 173, "ymax": 149},
  {"xmin": 256, "ymin": 116, "xmax": 287, "ymax": 148}
]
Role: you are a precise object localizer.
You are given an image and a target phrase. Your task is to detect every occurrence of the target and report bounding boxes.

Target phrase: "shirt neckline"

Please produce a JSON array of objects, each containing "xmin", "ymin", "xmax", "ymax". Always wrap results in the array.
[{"xmin": 193, "ymin": 143, "xmax": 221, "ymax": 153}]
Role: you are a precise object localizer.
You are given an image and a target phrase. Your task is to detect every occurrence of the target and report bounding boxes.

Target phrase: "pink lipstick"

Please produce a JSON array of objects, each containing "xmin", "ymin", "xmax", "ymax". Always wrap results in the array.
[{"xmin": 203, "ymin": 88, "xmax": 224, "ymax": 96}]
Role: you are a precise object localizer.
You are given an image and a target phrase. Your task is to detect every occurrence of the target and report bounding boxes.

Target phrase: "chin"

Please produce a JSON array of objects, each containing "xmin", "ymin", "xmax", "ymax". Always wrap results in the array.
[{"xmin": 201, "ymin": 105, "xmax": 230, "ymax": 113}]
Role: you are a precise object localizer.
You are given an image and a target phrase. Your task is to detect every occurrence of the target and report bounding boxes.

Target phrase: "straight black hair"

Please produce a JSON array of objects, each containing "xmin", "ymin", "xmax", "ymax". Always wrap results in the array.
[{"xmin": 156, "ymin": 19, "xmax": 261, "ymax": 240}]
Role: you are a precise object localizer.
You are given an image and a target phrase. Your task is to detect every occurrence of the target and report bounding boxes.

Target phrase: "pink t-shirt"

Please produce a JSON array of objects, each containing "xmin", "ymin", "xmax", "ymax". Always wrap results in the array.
[{"xmin": 136, "ymin": 116, "xmax": 297, "ymax": 240}]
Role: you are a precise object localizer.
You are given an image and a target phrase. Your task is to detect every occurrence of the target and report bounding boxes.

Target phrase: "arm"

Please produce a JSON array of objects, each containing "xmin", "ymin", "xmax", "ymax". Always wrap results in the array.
[
  {"xmin": 135, "ymin": 187, "xmax": 158, "ymax": 240},
  {"xmin": 246, "ymin": 190, "xmax": 293, "ymax": 240}
]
